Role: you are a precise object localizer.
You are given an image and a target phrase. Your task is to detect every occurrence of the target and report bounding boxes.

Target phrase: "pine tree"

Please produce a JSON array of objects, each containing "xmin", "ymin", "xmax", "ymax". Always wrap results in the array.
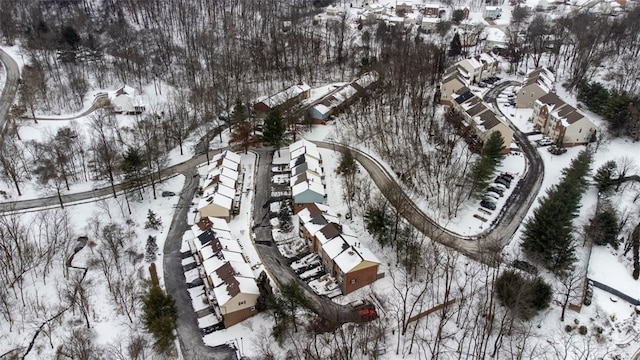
[
  {"xmin": 142, "ymin": 283, "xmax": 178, "ymax": 355},
  {"xmin": 145, "ymin": 209, "xmax": 162, "ymax": 230},
  {"xmin": 593, "ymin": 160, "xmax": 617, "ymax": 194},
  {"xmin": 278, "ymin": 200, "xmax": 292, "ymax": 232},
  {"xmin": 521, "ymin": 150, "xmax": 592, "ymax": 276},
  {"xmin": 364, "ymin": 204, "xmax": 393, "ymax": 248},
  {"xmin": 448, "ymin": 32, "xmax": 462, "ymax": 57},
  {"xmin": 262, "ymin": 110, "xmax": 287, "ymax": 154},
  {"xmin": 468, "ymin": 132, "xmax": 506, "ymax": 198},
  {"xmin": 483, "ymin": 131, "xmax": 506, "ymax": 166},
  {"xmin": 145, "ymin": 235, "xmax": 159, "ymax": 262}
]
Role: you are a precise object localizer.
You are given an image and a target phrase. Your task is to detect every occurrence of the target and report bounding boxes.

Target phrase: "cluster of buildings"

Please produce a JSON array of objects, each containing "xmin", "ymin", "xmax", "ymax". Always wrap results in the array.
[
  {"xmin": 440, "ymin": 53, "xmax": 514, "ymax": 152},
  {"xmin": 298, "ymin": 203, "xmax": 382, "ymax": 294},
  {"xmin": 352, "ymin": 2, "xmax": 460, "ymax": 31},
  {"xmin": 198, "ymin": 150, "xmax": 243, "ymax": 222},
  {"xmin": 518, "ymin": 68, "xmax": 595, "ymax": 146},
  {"xmin": 308, "ymin": 72, "xmax": 379, "ymax": 124},
  {"xmin": 254, "ymin": 83, "xmax": 311, "ymax": 115},
  {"xmin": 254, "ymin": 72, "xmax": 378, "ymax": 124},
  {"xmin": 282, "ymin": 139, "xmax": 382, "ymax": 294},
  {"xmin": 288, "ymin": 139, "xmax": 326, "ymax": 213},
  {"xmin": 186, "ymin": 216, "xmax": 260, "ymax": 328}
]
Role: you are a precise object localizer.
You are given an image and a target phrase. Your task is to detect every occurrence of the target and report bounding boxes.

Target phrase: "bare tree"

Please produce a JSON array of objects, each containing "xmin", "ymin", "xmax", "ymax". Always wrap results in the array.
[
  {"xmin": 0, "ymin": 136, "xmax": 30, "ymax": 196},
  {"xmin": 557, "ymin": 268, "xmax": 583, "ymax": 322}
]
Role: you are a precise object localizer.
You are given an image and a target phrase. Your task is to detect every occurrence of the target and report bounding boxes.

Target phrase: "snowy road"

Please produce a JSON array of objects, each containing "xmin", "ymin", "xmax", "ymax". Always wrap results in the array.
[{"xmin": 0, "ymin": 48, "xmax": 20, "ymax": 143}]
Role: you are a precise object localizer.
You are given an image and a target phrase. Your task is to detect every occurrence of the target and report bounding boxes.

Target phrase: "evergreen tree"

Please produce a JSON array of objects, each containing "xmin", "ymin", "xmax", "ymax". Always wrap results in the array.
[
  {"xmin": 483, "ymin": 131, "xmax": 506, "ymax": 166},
  {"xmin": 141, "ymin": 283, "xmax": 178, "ymax": 355},
  {"xmin": 364, "ymin": 204, "xmax": 393, "ymax": 248},
  {"xmin": 261, "ymin": 110, "xmax": 287, "ymax": 154},
  {"xmin": 144, "ymin": 209, "xmax": 162, "ymax": 230},
  {"xmin": 452, "ymin": 9, "xmax": 465, "ymax": 24},
  {"xmin": 593, "ymin": 160, "xmax": 618, "ymax": 194},
  {"xmin": 255, "ymin": 271, "xmax": 273, "ymax": 312},
  {"xmin": 585, "ymin": 205, "xmax": 619, "ymax": 248},
  {"xmin": 448, "ymin": 32, "xmax": 462, "ymax": 57},
  {"xmin": 602, "ymin": 91, "xmax": 632, "ymax": 136},
  {"xmin": 468, "ymin": 131, "xmax": 506, "ymax": 198},
  {"xmin": 231, "ymin": 99, "xmax": 247, "ymax": 125},
  {"xmin": 278, "ymin": 200, "xmax": 292, "ymax": 232},
  {"xmin": 494, "ymin": 270, "xmax": 552, "ymax": 320},
  {"xmin": 145, "ymin": 235, "xmax": 159, "ymax": 262},
  {"xmin": 269, "ymin": 281, "xmax": 313, "ymax": 344},
  {"xmin": 577, "ymin": 81, "xmax": 609, "ymax": 114},
  {"xmin": 521, "ymin": 150, "xmax": 592, "ymax": 276}
]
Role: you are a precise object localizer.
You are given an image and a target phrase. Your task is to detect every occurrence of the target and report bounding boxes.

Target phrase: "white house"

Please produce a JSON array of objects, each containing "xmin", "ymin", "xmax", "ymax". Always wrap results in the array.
[{"xmin": 109, "ymin": 85, "xmax": 145, "ymax": 115}]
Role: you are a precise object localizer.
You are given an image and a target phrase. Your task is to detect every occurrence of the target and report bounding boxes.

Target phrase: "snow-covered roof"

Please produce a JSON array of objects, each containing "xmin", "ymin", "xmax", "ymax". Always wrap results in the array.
[
  {"xmin": 109, "ymin": 85, "xmax": 136, "ymax": 100},
  {"xmin": 257, "ymin": 83, "xmax": 310, "ymax": 109},
  {"xmin": 291, "ymin": 172, "xmax": 325, "ymax": 197},
  {"xmin": 354, "ymin": 72, "xmax": 379, "ymax": 90},
  {"xmin": 192, "ymin": 216, "xmax": 232, "ymax": 237},
  {"xmin": 198, "ymin": 191, "xmax": 233, "ymax": 211},
  {"xmin": 322, "ymin": 236, "xmax": 350, "ymax": 260},
  {"xmin": 289, "ymin": 139, "xmax": 321, "ymax": 161},
  {"xmin": 290, "ymin": 155, "xmax": 323, "ymax": 177},
  {"xmin": 297, "ymin": 203, "xmax": 335, "ymax": 224},
  {"xmin": 211, "ymin": 150, "xmax": 241, "ymax": 167},
  {"xmin": 312, "ymin": 104, "xmax": 332, "ymax": 116},
  {"xmin": 212, "ymin": 274, "xmax": 259, "ymax": 307},
  {"xmin": 483, "ymin": 27, "xmax": 507, "ymax": 43}
]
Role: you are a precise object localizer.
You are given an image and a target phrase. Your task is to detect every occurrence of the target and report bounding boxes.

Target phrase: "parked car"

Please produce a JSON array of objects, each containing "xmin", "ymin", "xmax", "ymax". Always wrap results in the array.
[
  {"xmin": 161, "ymin": 191, "xmax": 176, "ymax": 197},
  {"xmin": 487, "ymin": 186, "xmax": 504, "ymax": 197},
  {"xmin": 201, "ymin": 323, "xmax": 225, "ymax": 335},
  {"xmin": 512, "ymin": 260, "xmax": 538, "ymax": 274},
  {"xmin": 500, "ymin": 172, "xmax": 515, "ymax": 181},
  {"xmin": 548, "ymin": 145, "xmax": 568, "ymax": 155},
  {"xmin": 480, "ymin": 200, "xmax": 496, "ymax": 210},
  {"xmin": 485, "ymin": 192, "xmax": 500, "ymax": 200},
  {"xmin": 494, "ymin": 176, "xmax": 511, "ymax": 188},
  {"xmin": 537, "ymin": 138, "xmax": 554, "ymax": 146}
]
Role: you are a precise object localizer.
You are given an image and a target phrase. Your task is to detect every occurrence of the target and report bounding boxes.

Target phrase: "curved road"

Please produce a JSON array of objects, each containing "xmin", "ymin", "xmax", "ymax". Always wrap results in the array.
[
  {"xmin": 484, "ymin": 81, "xmax": 544, "ymax": 249},
  {"xmin": 0, "ymin": 49, "xmax": 20, "ymax": 140}
]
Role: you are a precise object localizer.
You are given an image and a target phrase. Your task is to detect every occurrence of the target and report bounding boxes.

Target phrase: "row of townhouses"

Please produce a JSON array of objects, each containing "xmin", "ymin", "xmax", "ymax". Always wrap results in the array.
[
  {"xmin": 298, "ymin": 203, "xmax": 383, "ymax": 295},
  {"xmin": 198, "ymin": 150, "xmax": 243, "ymax": 222},
  {"xmin": 286, "ymin": 139, "xmax": 383, "ymax": 294},
  {"xmin": 440, "ymin": 53, "xmax": 514, "ymax": 152},
  {"xmin": 186, "ymin": 217, "xmax": 260, "ymax": 328},
  {"xmin": 518, "ymin": 67, "xmax": 595, "ymax": 146}
]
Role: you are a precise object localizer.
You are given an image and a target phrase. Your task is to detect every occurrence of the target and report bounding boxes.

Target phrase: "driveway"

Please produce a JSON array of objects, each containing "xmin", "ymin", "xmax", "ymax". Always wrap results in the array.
[{"xmin": 163, "ymin": 168, "xmax": 236, "ymax": 360}]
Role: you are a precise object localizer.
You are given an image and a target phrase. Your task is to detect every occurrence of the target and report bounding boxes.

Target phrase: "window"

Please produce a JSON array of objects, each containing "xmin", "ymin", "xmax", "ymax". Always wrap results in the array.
[
  {"xmin": 531, "ymin": 93, "xmax": 533, "ymax": 97},
  {"xmin": 238, "ymin": 300, "xmax": 246, "ymax": 306},
  {"xmin": 579, "ymin": 128, "xmax": 582, "ymax": 133},
  {"xmin": 350, "ymin": 279, "xmax": 357, "ymax": 284}
]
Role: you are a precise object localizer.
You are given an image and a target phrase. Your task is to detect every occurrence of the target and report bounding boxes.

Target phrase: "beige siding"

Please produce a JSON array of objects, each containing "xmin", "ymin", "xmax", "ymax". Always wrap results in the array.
[
  {"xmin": 563, "ymin": 118, "xmax": 595, "ymax": 146},
  {"xmin": 219, "ymin": 293, "xmax": 259, "ymax": 315},
  {"xmin": 516, "ymin": 84, "xmax": 548, "ymax": 109},
  {"xmin": 199, "ymin": 204, "xmax": 230, "ymax": 222}
]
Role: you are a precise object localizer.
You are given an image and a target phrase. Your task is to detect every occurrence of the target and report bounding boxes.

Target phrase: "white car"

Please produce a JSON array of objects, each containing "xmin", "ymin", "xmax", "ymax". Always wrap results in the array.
[{"xmin": 537, "ymin": 138, "xmax": 554, "ymax": 146}]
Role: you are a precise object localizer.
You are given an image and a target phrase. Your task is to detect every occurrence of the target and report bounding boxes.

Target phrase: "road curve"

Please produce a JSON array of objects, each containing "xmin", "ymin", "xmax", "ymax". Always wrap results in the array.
[
  {"xmin": 25, "ymin": 94, "xmax": 109, "ymax": 121},
  {"xmin": 312, "ymin": 141, "xmax": 499, "ymax": 264},
  {"xmin": 0, "ymin": 48, "xmax": 20, "ymax": 141},
  {"xmin": 484, "ymin": 81, "xmax": 545, "ymax": 249}
]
